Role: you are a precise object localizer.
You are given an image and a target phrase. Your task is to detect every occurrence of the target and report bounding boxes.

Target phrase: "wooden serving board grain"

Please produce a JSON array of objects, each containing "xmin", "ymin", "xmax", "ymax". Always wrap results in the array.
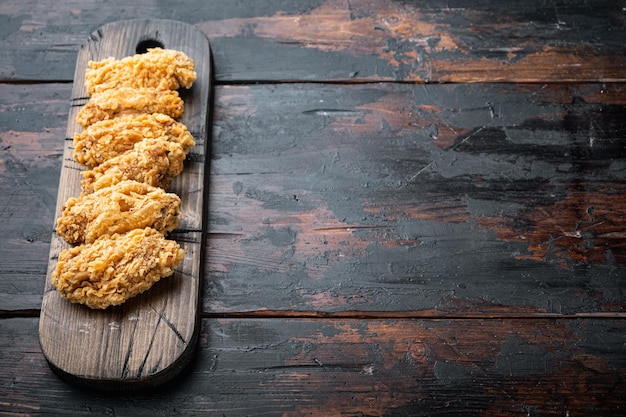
[{"xmin": 39, "ymin": 19, "xmax": 211, "ymax": 390}]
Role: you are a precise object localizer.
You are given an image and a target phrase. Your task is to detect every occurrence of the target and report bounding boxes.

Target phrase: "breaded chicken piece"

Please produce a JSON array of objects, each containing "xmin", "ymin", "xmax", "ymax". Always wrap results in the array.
[
  {"xmin": 76, "ymin": 87, "xmax": 184, "ymax": 128},
  {"xmin": 52, "ymin": 227, "xmax": 184, "ymax": 309},
  {"xmin": 81, "ymin": 137, "xmax": 187, "ymax": 194},
  {"xmin": 73, "ymin": 113, "xmax": 195, "ymax": 168},
  {"xmin": 56, "ymin": 180, "xmax": 181, "ymax": 245},
  {"xmin": 85, "ymin": 48, "xmax": 196, "ymax": 95}
]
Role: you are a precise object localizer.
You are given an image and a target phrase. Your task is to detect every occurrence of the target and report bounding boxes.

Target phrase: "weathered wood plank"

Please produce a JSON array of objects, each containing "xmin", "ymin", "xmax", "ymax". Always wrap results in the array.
[
  {"xmin": 37, "ymin": 19, "xmax": 211, "ymax": 389},
  {"xmin": 1, "ymin": 0, "xmax": 626, "ymax": 83},
  {"xmin": 0, "ymin": 83, "xmax": 67, "ymax": 310},
  {"xmin": 2, "ymin": 317, "xmax": 625, "ymax": 416},
  {"xmin": 2, "ymin": 82, "xmax": 626, "ymax": 315},
  {"xmin": 205, "ymin": 82, "xmax": 626, "ymax": 314}
]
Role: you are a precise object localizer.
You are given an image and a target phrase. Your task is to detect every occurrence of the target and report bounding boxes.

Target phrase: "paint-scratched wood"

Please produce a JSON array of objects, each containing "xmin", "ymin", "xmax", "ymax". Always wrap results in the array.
[
  {"xmin": 205, "ymin": 82, "xmax": 626, "ymax": 315},
  {"xmin": 38, "ymin": 19, "xmax": 211, "ymax": 389},
  {"xmin": 6, "ymin": 317, "xmax": 626, "ymax": 416},
  {"xmin": 2, "ymin": 0, "xmax": 626, "ymax": 83}
]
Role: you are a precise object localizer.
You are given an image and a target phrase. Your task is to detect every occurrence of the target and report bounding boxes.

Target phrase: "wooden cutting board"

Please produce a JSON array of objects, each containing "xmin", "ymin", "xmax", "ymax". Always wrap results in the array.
[{"xmin": 39, "ymin": 19, "xmax": 211, "ymax": 390}]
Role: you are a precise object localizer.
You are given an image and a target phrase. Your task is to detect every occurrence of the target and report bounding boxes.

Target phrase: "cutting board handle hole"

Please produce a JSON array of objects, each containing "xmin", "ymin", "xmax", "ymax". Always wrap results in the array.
[{"xmin": 136, "ymin": 38, "xmax": 165, "ymax": 54}]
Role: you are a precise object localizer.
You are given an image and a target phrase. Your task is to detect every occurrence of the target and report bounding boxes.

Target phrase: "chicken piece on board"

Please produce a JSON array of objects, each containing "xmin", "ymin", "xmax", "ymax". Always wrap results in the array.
[
  {"xmin": 80, "ymin": 137, "xmax": 187, "ymax": 194},
  {"xmin": 76, "ymin": 87, "xmax": 184, "ymax": 128},
  {"xmin": 52, "ymin": 227, "xmax": 184, "ymax": 309},
  {"xmin": 73, "ymin": 113, "xmax": 195, "ymax": 168},
  {"xmin": 85, "ymin": 48, "xmax": 196, "ymax": 95},
  {"xmin": 56, "ymin": 180, "xmax": 181, "ymax": 245}
]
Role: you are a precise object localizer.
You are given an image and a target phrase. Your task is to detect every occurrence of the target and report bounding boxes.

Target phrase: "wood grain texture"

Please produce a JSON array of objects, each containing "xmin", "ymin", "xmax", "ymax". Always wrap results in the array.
[
  {"xmin": 1, "ymin": 0, "xmax": 626, "ymax": 83},
  {"xmin": 3, "ymin": 317, "xmax": 626, "ymax": 416},
  {"xmin": 37, "ymin": 19, "xmax": 211, "ymax": 389}
]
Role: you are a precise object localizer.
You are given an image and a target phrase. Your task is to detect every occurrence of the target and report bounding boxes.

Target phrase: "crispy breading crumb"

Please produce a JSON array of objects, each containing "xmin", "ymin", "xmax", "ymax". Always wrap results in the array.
[
  {"xmin": 73, "ymin": 113, "xmax": 195, "ymax": 168},
  {"xmin": 81, "ymin": 137, "xmax": 187, "ymax": 194},
  {"xmin": 85, "ymin": 48, "xmax": 196, "ymax": 95},
  {"xmin": 56, "ymin": 180, "xmax": 181, "ymax": 245},
  {"xmin": 52, "ymin": 227, "xmax": 184, "ymax": 309},
  {"xmin": 76, "ymin": 87, "xmax": 184, "ymax": 128}
]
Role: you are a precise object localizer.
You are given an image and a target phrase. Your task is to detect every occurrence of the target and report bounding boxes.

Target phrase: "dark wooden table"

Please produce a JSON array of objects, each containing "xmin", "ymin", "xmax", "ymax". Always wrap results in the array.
[{"xmin": 1, "ymin": 1, "xmax": 625, "ymax": 415}]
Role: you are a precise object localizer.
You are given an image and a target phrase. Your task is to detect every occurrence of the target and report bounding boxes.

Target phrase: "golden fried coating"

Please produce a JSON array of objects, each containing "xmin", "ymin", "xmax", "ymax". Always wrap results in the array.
[
  {"xmin": 73, "ymin": 113, "xmax": 195, "ymax": 168},
  {"xmin": 52, "ymin": 227, "xmax": 184, "ymax": 309},
  {"xmin": 76, "ymin": 87, "xmax": 184, "ymax": 128},
  {"xmin": 56, "ymin": 180, "xmax": 181, "ymax": 245},
  {"xmin": 85, "ymin": 48, "xmax": 196, "ymax": 95},
  {"xmin": 81, "ymin": 137, "xmax": 187, "ymax": 194}
]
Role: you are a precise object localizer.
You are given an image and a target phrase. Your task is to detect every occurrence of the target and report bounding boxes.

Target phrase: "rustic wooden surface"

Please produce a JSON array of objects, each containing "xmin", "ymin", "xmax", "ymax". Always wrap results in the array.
[
  {"xmin": 3, "ymin": 317, "xmax": 626, "ymax": 416},
  {"xmin": 1, "ymin": 0, "xmax": 625, "ymax": 415},
  {"xmin": 38, "ymin": 19, "xmax": 211, "ymax": 389}
]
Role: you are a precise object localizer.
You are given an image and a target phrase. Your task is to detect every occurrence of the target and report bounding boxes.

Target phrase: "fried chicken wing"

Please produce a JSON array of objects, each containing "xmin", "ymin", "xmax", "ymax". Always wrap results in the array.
[
  {"xmin": 52, "ymin": 227, "xmax": 184, "ymax": 309},
  {"xmin": 85, "ymin": 48, "xmax": 196, "ymax": 95},
  {"xmin": 76, "ymin": 87, "xmax": 184, "ymax": 128},
  {"xmin": 80, "ymin": 137, "xmax": 187, "ymax": 194},
  {"xmin": 56, "ymin": 180, "xmax": 181, "ymax": 245},
  {"xmin": 73, "ymin": 113, "xmax": 195, "ymax": 168}
]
